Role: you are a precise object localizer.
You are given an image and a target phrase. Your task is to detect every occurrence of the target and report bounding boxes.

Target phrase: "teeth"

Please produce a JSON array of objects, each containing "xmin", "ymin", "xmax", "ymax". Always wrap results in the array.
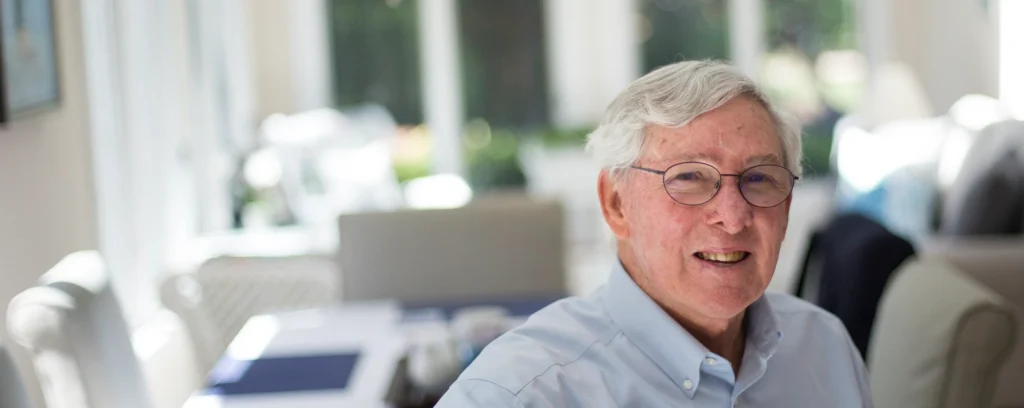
[{"xmin": 698, "ymin": 251, "xmax": 746, "ymax": 262}]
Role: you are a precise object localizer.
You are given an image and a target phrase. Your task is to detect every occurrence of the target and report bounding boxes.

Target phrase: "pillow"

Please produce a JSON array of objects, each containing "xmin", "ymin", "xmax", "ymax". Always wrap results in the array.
[{"xmin": 941, "ymin": 150, "xmax": 1024, "ymax": 235}]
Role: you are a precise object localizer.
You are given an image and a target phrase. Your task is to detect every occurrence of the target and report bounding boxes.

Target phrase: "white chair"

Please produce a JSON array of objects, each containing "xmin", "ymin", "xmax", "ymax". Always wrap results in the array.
[
  {"xmin": 161, "ymin": 254, "xmax": 339, "ymax": 373},
  {"xmin": 134, "ymin": 310, "xmax": 203, "ymax": 408},
  {"xmin": 868, "ymin": 252, "xmax": 1020, "ymax": 408},
  {"xmin": 6, "ymin": 251, "xmax": 152, "ymax": 408},
  {"xmin": 921, "ymin": 239, "xmax": 1024, "ymax": 407},
  {"xmin": 1, "ymin": 339, "xmax": 32, "ymax": 408},
  {"xmin": 337, "ymin": 197, "xmax": 566, "ymax": 302}
]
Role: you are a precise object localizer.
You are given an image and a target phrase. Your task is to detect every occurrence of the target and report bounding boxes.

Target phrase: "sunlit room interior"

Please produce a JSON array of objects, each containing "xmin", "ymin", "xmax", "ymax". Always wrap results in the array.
[{"xmin": 0, "ymin": 0, "xmax": 1022, "ymax": 407}]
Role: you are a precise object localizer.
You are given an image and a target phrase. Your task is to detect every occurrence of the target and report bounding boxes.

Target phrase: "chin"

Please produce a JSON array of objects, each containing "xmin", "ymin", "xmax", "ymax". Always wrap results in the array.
[
  {"xmin": 680, "ymin": 263, "xmax": 767, "ymax": 314},
  {"xmin": 691, "ymin": 283, "xmax": 763, "ymax": 318}
]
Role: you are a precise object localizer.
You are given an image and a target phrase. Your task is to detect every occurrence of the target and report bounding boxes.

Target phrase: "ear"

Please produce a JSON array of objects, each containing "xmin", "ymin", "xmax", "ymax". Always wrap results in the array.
[{"xmin": 598, "ymin": 170, "xmax": 630, "ymax": 240}]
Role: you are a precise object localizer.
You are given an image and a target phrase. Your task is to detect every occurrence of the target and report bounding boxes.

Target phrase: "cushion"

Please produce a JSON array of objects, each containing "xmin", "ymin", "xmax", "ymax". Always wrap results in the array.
[
  {"xmin": 941, "ymin": 149, "xmax": 1024, "ymax": 235},
  {"xmin": 868, "ymin": 257, "xmax": 1017, "ymax": 408},
  {"xmin": 941, "ymin": 120, "xmax": 1024, "ymax": 235},
  {"xmin": 920, "ymin": 238, "xmax": 1024, "ymax": 407}
]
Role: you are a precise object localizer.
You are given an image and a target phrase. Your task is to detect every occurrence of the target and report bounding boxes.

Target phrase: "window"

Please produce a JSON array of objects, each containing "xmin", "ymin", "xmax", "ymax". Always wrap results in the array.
[
  {"xmin": 640, "ymin": 0, "xmax": 730, "ymax": 72},
  {"xmin": 458, "ymin": 0, "xmax": 549, "ymax": 128},
  {"xmin": 328, "ymin": 0, "xmax": 422, "ymax": 124},
  {"xmin": 762, "ymin": 0, "xmax": 865, "ymax": 176}
]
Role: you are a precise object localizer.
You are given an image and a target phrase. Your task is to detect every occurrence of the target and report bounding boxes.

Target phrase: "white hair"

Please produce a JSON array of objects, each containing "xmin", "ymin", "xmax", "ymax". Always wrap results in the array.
[{"xmin": 585, "ymin": 60, "xmax": 802, "ymax": 179}]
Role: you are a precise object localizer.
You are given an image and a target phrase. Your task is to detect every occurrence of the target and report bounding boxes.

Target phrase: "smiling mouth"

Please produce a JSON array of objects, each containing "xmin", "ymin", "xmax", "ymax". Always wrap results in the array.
[{"xmin": 694, "ymin": 251, "xmax": 750, "ymax": 265}]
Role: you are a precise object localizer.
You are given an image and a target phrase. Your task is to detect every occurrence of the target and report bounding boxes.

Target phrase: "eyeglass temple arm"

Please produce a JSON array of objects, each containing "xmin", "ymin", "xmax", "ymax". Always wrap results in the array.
[{"xmin": 629, "ymin": 166, "xmax": 665, "ymax": 175}]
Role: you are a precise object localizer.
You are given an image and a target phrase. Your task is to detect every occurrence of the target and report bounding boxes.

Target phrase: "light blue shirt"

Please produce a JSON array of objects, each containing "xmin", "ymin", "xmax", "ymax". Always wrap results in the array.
[{"xmin": 436, "ymin": 261, "xmax": 873, "ymax": 407}]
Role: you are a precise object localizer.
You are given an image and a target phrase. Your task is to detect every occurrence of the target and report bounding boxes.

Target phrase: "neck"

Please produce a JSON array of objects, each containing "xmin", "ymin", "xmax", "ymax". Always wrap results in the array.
[
  {"xmin": 619, "ymin": 250, "xmax": 747, "ymax": 372},
  {"xmin": 670, "ymin": 305, "xmax": 746, "ymax": 373}
]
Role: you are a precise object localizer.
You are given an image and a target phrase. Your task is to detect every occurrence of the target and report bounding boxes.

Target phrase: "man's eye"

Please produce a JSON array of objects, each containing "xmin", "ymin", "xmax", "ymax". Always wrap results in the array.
[
  {"xmin": 676, "ymin": 172, "xmax": 701, "ymax": 181},
  {"xmin": 744, "ymin": 172, "xmax": 772, "ymax": 183}
]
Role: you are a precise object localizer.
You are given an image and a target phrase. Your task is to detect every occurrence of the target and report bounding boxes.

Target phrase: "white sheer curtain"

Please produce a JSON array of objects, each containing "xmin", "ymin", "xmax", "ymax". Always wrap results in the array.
[{"xmin": 83, "ymin": 0, "xmax": 255, "ymax": 326}]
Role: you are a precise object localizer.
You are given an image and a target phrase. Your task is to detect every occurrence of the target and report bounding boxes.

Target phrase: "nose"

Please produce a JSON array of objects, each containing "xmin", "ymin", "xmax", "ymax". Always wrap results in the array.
[{"xmin": 705, "ymin": 177, "xmax": 753, "ymax": 234}]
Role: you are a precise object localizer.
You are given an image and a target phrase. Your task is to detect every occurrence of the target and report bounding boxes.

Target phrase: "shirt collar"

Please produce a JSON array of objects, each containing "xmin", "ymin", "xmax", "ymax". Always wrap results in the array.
[
  {"xmin": 604, "ymin": 260, "xmax": 783, "ymax": 399},
  {"xmin": 745, "ymin": 294, "xmax": 784, "ymax": 359}
]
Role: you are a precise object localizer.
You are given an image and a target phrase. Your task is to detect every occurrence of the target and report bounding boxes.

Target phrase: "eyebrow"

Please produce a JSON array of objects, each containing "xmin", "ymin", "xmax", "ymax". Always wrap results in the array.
[
  {"xmin": 745, "ymin": 154, "xmax": 783, "ymax": 166},
  {"xmin": 664, "ymin": 153, "xmax": 783, "ymax": 167}
]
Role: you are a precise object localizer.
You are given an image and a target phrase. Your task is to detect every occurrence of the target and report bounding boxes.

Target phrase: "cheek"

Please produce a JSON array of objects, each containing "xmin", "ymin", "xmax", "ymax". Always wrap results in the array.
[
  {"xmin": 630, "ymin": 206, "xmax": 699, "ymax": 279},
  {"xmin": 756, "ymin": 208, "xmax": 789, "ymax": 253},
  {"xmin": 635, "ymin": 201, "xmax": 693, "ymax": 245}
]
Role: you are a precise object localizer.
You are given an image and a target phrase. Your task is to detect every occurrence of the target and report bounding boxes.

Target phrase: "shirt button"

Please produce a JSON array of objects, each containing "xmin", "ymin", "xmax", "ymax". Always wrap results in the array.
[
  {"xmin": 683, "ymin": 379, "xmax": 693, "ymax": 390},
  {"xmin": 705, "ymin": 357, "xmax": 717, "ymax": 365}
]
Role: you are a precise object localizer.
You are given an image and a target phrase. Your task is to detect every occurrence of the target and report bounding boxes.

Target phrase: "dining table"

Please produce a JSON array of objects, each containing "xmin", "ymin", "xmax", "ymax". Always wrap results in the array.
[{"xmin": 180, "ymin": 295, "xmax": 563, "ymax": 408}]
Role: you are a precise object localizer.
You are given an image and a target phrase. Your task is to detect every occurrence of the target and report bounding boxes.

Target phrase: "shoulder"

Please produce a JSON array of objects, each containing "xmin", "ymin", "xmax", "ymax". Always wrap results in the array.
[
  {"xmin": 766, "ymin": 292, "xmax": 844, "ymax": 327},
  {"xmin": 453, "ymin": 291, "xmax": 622, "ymax": 395},
  {"xmin": 764, "ymin": 291, "xmax": 858, "ymax": 349},
  {"xmin": 759, "ymin": 293, "xmax": 872, "ymax": 404}
]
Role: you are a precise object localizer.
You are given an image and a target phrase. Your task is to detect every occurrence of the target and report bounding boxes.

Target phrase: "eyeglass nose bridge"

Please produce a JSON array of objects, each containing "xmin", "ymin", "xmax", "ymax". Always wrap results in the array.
[{"xmin": 712, "ymin": 173, "xmax": 743, "ymax": 191}]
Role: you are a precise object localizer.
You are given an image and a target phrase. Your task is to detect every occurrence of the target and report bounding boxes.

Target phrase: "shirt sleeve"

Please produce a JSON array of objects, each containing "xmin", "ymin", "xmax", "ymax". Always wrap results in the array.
[
  {"xmin": 435, "ymin": 379, "xmax": 528, "ymax": 408},
  {"xmin": 846, "ymin": 329, "xmax": 875, "ymax": 408}
]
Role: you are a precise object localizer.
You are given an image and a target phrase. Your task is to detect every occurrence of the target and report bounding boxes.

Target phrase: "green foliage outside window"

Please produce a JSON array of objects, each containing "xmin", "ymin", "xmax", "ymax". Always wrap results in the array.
[
  {"xmin": 458, "ymin": 0, "xmax": 549, "ymax": 128},
  {"xmin": 641, "ymin": 0, "xmax": 730, "ymax": 71},
  {"xmin": 763, "ymin": 0, "xmax": 862, "ymax": 177},
  {"xmin": 328, "ymin": 0, "xmax": 423, "ymax": 124}
]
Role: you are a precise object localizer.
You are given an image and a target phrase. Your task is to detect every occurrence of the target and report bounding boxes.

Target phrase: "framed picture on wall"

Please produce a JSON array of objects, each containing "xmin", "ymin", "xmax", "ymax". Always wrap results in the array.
[{"xmin": 0, "ymin": 0, "xmax": 60, "ymax": 124}]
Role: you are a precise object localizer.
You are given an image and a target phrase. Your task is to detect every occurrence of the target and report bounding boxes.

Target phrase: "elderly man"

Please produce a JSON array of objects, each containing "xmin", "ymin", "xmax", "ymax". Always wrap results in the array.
[{"xmin": 436, "ymin": 61, "xmax": 872, "ymax": 407}]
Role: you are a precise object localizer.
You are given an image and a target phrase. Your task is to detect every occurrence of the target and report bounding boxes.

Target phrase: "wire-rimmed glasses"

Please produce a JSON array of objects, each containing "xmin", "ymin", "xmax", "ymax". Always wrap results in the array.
[{"xmin": 630, "ymin": 162, "xmax": 798, "ymax": 208}]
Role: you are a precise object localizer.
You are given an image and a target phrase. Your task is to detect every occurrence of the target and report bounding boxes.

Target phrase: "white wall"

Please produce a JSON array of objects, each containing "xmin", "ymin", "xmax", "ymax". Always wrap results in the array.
[
  {"xmin": 290, "ymin": 0, "xmax": 334, "ymax": 114},
  {"xmin": 249, "ymin": 0, "xmax": 333, "ymax": 120},
  {"xmin": 0, "ymin": 1, "xmax": 98, "ymax": 406},
  {"xmin": 999, "ymin": 0, "xmax": 1024, "ymax": 117},
  {"xmin": 544, "ymin": 0, "xmax": 640, "ymax": 128},
  {"xmin": 249, "ymin": 0, "xmax": 292, "ymax": 119},
  {"xmin": 418, "ymin": 0, "xmax": 466, "ymax": 175},
  {"xmin": 890, "ymin": 0, "xmax": 999, "ymax": 112}
]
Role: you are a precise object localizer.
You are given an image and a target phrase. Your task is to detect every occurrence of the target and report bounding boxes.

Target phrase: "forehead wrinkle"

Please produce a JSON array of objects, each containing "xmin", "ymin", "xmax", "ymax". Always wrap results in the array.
[
  {"xmin": 642, "ymin": 118, "xmax": 782, "ymax": 169},
  {"xmin": 715, "ymin": 130, "xmax": 737, "ymax": 156},
  {"xmin": 746, "ymin": 153, "xmax": 782, "ymax": 166}
]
